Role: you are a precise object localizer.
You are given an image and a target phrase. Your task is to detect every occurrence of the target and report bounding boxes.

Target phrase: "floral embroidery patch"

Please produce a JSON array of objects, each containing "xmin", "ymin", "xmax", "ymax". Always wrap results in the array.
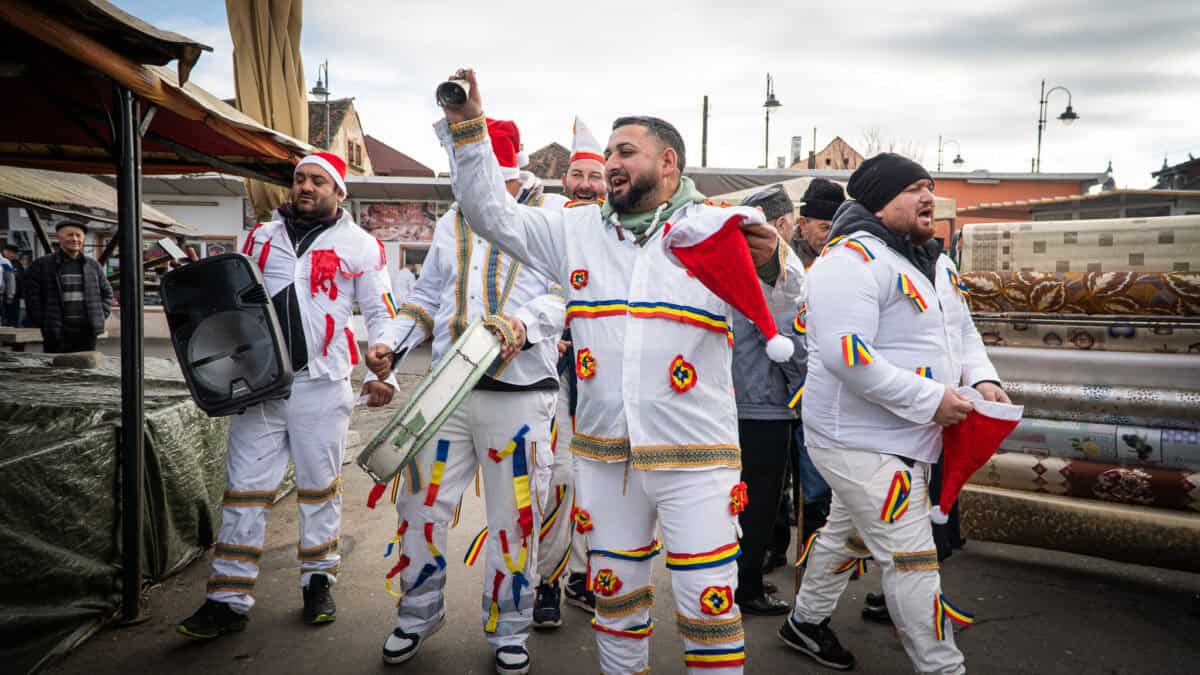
[
  {"xmin": 669, "ymin": 354, "xmax": 698, "ymax": 393},
  {"xmin": 593, "ymin": 568, "xmax": 623, "ymax": 596},
  {"xmin": 700, "ymin": 586, "xmax": 734, "ymax": 615},
  {"xmin": 576, "ymin": 348, "xmax": 597, "ymax": 380},
  {"xmin": 728, "ymin": 482, "xmax": 749, "ymax": 515},
  {"xmin": 571, "ymin": 506, "xmax": 594, "ymax": 533},
  {"xmin": 570, "ymin": 269, "xmax": 589, "ymax": 289}
]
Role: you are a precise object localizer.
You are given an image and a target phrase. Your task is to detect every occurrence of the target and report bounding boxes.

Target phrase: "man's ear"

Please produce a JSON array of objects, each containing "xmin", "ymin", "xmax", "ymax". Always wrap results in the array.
[{"xmin": 662, "ymin": 146, "xmax": 678, "ymax": 176}]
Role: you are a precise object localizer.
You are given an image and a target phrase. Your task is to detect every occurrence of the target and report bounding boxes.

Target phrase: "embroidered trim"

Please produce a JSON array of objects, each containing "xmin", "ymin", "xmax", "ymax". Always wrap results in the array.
[
  {"xmin": 213, "ymin": 543, "xmax": 263, "ymax": 564},
  {"xmin": 596, "ymin": 585, "xmax": 655, "ymax": 618},
  {"xmin": 565, "ymin": 298, "xmax": 628, "ymax": 323},
  {"xmin": 880, "ymin": 470, "xmax": 912, "ymax": 523},
  {"xmin": 296, "ymin": 476, "xmax": 341, "ymax": 504},
  {"xmin": 894, "ymin": 549, "xmax": 940, "ymax": 572},
  {"xmin": 570, "ymin": 433, "xmax": 630, "ymax": 462},
  {"xmin": 666, "ymin": 542, "xmax": 741, "ymax": 571},
  {"xmin": 450, "ymin": 116, "xmax": 487, "ymax": 147},
  {"xmin": 630, "ymin": 444, "xmax": 740, "ymax": 470},
  {"xmin": 628, "ymin": 301, "xmax": 729, "ymax": 336},
  {"xmin": 699, "ymin": 586, "xmax": 734, "ymax": 616},
  {"xmin": 685, "ymin": 647, "xmax": 745, "ymax": 669},
  {"xmin": 298, "ymin": 538, "xmax": 339, "ymax": 561},
  {"xmin": 450, "ymin": 212, "xmax": 473, "ymax": 340},
  {"xmin": 589, "ymin": 540, "xmax": 663, "ymax": 562},
  {"xmin": 222, "ymin": 489, "xmax": 276, "ymax": 508},
  {"xmin": 675, "ymin": 613, "xmax": 744, "ymax": 645},
  {"xmin": 669, "ymin": 354, "xmax": 698, "ymax": 393},
  {"xmin": 846, "ymin": 533, "xmax": 870, "ymax": 558},
  {"xmin": 591, "ymin": 618, "xmax": 654, "ymax": 639},
  {"xmin": 398, "ymin": 302, "xmax": 434, "ymax": 336},
  {"xmin": 207, "ymin": 575, "xmax": 256, "ymax": 594}
]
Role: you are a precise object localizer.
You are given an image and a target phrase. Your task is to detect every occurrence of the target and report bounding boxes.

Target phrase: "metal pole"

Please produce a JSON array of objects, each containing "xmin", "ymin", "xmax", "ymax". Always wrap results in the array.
[
  {"xmin": 701, "ymin": 95, "xmax": 708, "ymax": 168},
  {"xmin": 1035, "ymin": 79, "xmax": 1046, "ymax": 173},
  {"xmin": 938, "ymin": 135, "xmax": 944, "ymax": 172},
  {"xmin": 115, "ymin": 83, "xmax": 146, "ymax": 624},
  {"xmin": 764, "ymin": 107, "xmax": 770, "ymax": 169}
]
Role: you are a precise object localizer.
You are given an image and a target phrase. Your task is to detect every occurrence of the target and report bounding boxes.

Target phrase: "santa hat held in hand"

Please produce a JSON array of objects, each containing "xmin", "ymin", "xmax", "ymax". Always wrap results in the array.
[
  {"xmin": 297, "ymin": 151, "xmax": 349, "ymax": 196},
  {"xmin": 487, "ymin": 118, "xmax": 521, "ymax": 181},
  {"xmin": 569, "ymin": 116, "xmax": 605, "ymax": 166},
  {"xmin": 662, "ymin": 207, "xmax": 795, "ymax": 363},
  {"xmin": 932, "ymin": 387, "xmax": 1023, "ymax": 523}
]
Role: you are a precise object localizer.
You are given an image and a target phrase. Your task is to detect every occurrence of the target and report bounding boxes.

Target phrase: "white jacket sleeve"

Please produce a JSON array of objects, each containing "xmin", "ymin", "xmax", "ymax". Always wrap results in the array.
[
  {"xmin": 809, "ymin": 253, "xmax": 944, "ymax": 424},
  {"xmin": 435, "ymin": 117, "xmax": 569, "ymax": 284},
  {"xmin": 511, "ymin": 280, "xmax": 567, "ymax": 345}
]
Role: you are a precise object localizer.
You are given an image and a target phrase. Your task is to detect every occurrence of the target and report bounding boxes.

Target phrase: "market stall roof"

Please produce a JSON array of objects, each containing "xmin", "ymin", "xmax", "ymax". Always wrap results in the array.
[
  {"xmin": 0, "ymin": 166, "xmax": 183, "ymax": 229},
  {"xmin": 709, "ymin": 175, "xmax": 958, "ymax": 220},
  {"xmin": 0, "ymin": 0, "xmax": 313, "ymax": 185},
  {"xmin": 957, "ymin": 188, "xmax": 1200, "ymax": 219}
]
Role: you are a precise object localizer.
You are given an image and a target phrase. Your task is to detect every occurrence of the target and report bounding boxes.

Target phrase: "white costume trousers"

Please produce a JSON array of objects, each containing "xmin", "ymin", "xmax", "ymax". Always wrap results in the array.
[
  {"xmin": 792, "ymin": 446, "xmax": 965, "ymax": 675},
  {"xmin": 392, "ymin": 388, "xmax": 555, "ymax": 649},
  {"xmin": 575, "ymin": 459, "xmax": 746, "ymax": 675},
  {"xmin": 535, "ymin": 374, "xmax": 586, "ymax": 584},
  {"xmin": 208, "ymin": 373, "xmax": 354, "ymax": 613}
]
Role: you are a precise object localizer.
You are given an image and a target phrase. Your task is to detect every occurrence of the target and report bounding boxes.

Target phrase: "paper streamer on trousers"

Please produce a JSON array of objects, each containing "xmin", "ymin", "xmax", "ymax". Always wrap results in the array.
[
  {"xmin": 1000, "ymin": 418, "xmax": 1200, "ymax": 472},
  {"xmin": 974, "ymin": 314, "xmax": 1200, "ymax": 354},
  {"xmin": 968, "ymin": 451, "xmax": 1200, "ymax": 513},
  {"xmin": 988, "ymin": 347, "xmax": 1200, "ymax": 389},
  {"xmin": 959, "ymin": 485, "xmax": 1200, "ymax": 575},
  {"xmin": 1003, "ymin": 382, "xmax": 1200, "ymax": 430},
  {"xmin": 960, "ymin": 271, "xmax": 1200, "ymax": 316}
]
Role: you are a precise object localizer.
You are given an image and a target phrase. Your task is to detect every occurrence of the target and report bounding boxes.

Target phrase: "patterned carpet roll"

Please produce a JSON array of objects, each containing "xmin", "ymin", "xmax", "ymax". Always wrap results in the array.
[
  {"xmin": 989, "ymin": 347, "xmax": 1200, "ymax": 389},
  {"xmin": 1003, "ymin": 382, "xmax": 1200, "ymax": 430},
  {"xmin": 960, "ymin": 271, "xmax": 1200, "ymax": 316},
  {"xmin": 968, "ymin": 452, "xmax": 1200, "ymax": 513},
  {"xmin": 999, "ymin": 418, "xmax": 1200, "ymax": 472},
  {"xmin": 974, "ymin": 314, "xmax": 1200, "ymax": 354}
]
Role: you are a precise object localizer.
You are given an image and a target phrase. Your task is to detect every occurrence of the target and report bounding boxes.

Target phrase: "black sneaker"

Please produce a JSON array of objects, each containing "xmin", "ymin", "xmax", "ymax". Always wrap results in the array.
[
  {"xmin": 533, "ymin": 581, "xmax": 563, "ymax": 628},
  {"xmin": 862, "ymin": 592, "xmax": 892, "ymax": 625},
  {"xmin": 563, "ymin": 572, "xmax": 595, "ymax": 612},
  {"xmin": 177, "ymin": 599, "xmax": 248, "ymax": 639},
  {"xmin": 495, "ymin": 644, "xmax": 531, "ymax": 675},
  {"xmin": 382, "ymin": 617, "xmax": 444, "ymax": 665},
  {"xmin": 778, "ymin": 615, "xmax": 855, "ymax": 670},
  {"xmin": 302, "ymin": 574, "xmax": 336, "ymax": 624}
]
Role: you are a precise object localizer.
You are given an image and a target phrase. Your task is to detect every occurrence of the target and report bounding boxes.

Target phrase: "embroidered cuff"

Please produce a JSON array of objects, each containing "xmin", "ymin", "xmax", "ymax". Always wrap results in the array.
[{"xmin": 450, "ymin": 116, "xmax": 487, "ymax": 147}]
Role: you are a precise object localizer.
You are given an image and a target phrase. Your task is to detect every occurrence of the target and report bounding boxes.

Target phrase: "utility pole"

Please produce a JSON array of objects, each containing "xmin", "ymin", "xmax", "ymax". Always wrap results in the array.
[{"xmin": 701, "ymin": 95, "xmax": 709, "ymax": 168}]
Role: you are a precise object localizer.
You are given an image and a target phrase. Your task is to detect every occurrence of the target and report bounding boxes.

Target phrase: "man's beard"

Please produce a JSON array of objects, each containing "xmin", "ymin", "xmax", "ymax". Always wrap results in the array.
[
  {"xmin": 292, "ymin": 193, "xmax": 337, "ymax": 220},
  {"xmin": 607, "ymin": 170, "xmax": 658, "ymax": 214}
]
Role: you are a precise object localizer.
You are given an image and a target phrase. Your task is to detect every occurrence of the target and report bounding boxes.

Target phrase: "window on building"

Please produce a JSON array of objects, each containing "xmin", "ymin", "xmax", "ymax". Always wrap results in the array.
[
  {"xmin": 1055, "ymin": 260, "xmax": 1070, "ymax": 272},
  {"xmin": 1128, "ymin": 253, "xmax": 1144, "ymax": 266},
  {"xmin": 1158, "ymin": 230, "xmax": 1175, "ymax": 244},
  {"xmin": 1125, "ymin": 205, "xmax": 1170, "ymax": 218},
  {"xmin": 1174, "ymin": 262, "xmax": 1190, "ymax": 272},
  {"xmin": 1079, "ymin": 209, "xmax": 1120, "ymax": 220}
]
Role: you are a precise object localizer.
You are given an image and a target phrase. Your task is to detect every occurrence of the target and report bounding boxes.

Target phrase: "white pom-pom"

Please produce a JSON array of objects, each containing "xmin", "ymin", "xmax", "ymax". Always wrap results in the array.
[
  {"xmin": 929, "ymin": 505, "xmax": 949, "ymax": 524},
  {"xmin": 766, "ymin": 334, "xmax": 794, "ymax": 363}
]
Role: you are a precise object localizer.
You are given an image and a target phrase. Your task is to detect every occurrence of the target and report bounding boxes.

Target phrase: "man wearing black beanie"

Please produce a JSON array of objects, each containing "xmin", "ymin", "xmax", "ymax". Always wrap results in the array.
[
  {"xmin": 777, "ymin": 154, "xmax": 1008, "ymax": 674},
  {"xmin": 796, "ymin": 178, "xmax": 845, "ymax": 269}
]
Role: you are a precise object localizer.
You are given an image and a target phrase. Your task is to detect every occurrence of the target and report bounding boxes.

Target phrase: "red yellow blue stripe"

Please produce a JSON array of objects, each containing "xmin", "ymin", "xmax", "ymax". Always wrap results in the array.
[
  {"xmin": 833, "ymin": 557, "xmax": 859, "ymax": 574},
  {"xmin": 940, "ymin": 593, "xmax": 974, "ymax": 627},
  {"xmin": 795, "ymin": 531, "xmax": 819, "ymax": 567},
  {"xmin": 665, "ymin": 542, "xmax": 741, "ymax": 571},
  {"xmin": 880, "ymin": 470, "xmax": 912, "ymax": 523},
  {"xmin": 934, "ymin": 594, "xmax": 946, "ymax": 640},
  {"xmin": 947, "ymin": 269, "xmax": 971, "ymax": 297},
  {"xmin": 916, "ymin": 366, "xmax": 934, "ymax": 379},
  {"xmin": 628, "ymin": 301, "xmax": 729, "ymax": 335},
  {"xmin": 499, "ymin": 529, "xmax": 530, "ymax": 609},
  {"xmin": 464, "ymin": 526, "xmax": 488, "ymax": 566},
  {"xmin": 540, "ymin": 491, "xmax": 566, "ymax": 541},
  {"xmin": 685, "ymin": 647, "xmax": 746, "ymax": 669},
  {"xmin": 844, "ymin": 239, "xmax": 875, "ymax": 261},
  {"xmin": 897, "ymin": 273, "xmax": 928, "ymax": 313},
  {"xmin": 589, "ymin": 540, "xmax": 663, "ymax": 562},
  {"xmin": 383, "ymin": 520, "xmax": 408, "ymax": 558},
  {"xmin": 509, "ymin": 425, "xmax": 533, "ymax": 538},
  {"xmin": 591, "ymin": 618, "xmax": 653, "ymax": 639},
  {"xmin": 841, "ymin": 334, "xmax": 874, "ymax": 367},
  {"xmin": 793, "ymin": 303, "xmax": 807, "ymax": 334},
  {"xmin": 485, "ymin": 570, "xmax": 503, "ymax": 633},
  {"xmin": 423, "ymin": 440, "xmax": 450, "ymax": 507},
  {"xmin": 547, "ymin": 545, "xmax": 571, "ymax": 584},
  {"xmin": 566, "ymin": 299, "xmax": 628, "ymax": 323},
  {"xmin": 787, "ymin": 385, "xmax": 804, "ymax": 409},
  {"xmin": 424, "ymin": 521, "xmax": 446, "ymax": 570},
  {"xmin": 382, "ymin": 292, "xmax": 399, "ymax": 318}
]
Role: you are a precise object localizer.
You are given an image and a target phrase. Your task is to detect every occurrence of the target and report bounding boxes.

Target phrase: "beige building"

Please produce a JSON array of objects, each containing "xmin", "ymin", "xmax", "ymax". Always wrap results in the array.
[
  {"xmin": 308, "ymin": 98, "xmax": 373, "ymax": 175},
  {"xmin": 792, "ymin": 136, "xmax": 864, "ymax": 171}
]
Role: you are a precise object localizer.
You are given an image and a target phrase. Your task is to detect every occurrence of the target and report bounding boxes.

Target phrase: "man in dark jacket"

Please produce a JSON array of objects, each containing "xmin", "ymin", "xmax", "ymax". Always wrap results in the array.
[
  {"xmin": 731, "ymin": 185, "xmax": 808, "ymax": 615},
  {"xmin": 25, "ymin": 221, "xmax": 113, "ymax": 353}
]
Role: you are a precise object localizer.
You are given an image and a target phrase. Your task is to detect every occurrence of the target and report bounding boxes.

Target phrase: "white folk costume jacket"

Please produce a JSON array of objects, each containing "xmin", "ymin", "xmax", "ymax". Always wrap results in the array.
[
  {"xmin": 241, "ymin": 208, "xmax": 396, "ymax": 381},
  {"xmin": 435, "ymin": 117, "xmax": 804, "ymax": 471},
  {"xmin": 389, "ymin": 198, "xmax": 567, "ymax": 385},
  {"xmin": 802, "ymin": 226, "xmax": 999, "ymax": 464}
]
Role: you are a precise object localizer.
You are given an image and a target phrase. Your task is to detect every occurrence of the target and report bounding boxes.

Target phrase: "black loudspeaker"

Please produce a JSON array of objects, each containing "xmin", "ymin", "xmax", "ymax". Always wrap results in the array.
[{"xmin": 161, "ymin": 253, "xmax": 293, "ymax": 416}]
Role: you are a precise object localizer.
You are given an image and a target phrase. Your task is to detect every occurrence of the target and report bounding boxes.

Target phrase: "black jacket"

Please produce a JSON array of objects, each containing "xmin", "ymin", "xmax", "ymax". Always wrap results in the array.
[
  {"xmin": 828, "ymin": 201, "xmax": 942, "ymax": 283},
  {"xmin": 25, "ymin": 251, "xmax": 113, "ymax": 337}
]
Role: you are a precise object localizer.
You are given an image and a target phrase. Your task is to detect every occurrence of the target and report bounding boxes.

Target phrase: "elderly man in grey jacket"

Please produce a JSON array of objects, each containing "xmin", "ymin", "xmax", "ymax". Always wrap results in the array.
[{"xmin": 732, "ymin": 185, "xmax": 807, "ymax": 615}]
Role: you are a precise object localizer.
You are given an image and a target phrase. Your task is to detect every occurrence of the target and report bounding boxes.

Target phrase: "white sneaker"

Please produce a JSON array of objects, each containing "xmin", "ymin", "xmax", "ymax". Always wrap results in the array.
[
  {"xmin": 495, "ymin": 644, "xmax": 531, "ymax": 675},
  {"xmin": 382, "ymin": 616, "xmax": 444, "ymax": 665}
]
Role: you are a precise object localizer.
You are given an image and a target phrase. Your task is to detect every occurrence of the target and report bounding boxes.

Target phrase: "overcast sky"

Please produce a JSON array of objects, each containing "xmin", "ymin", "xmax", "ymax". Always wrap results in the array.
[{"xmin": 118, "ymin": 0, "xmax": 1199, "ymax": 188}]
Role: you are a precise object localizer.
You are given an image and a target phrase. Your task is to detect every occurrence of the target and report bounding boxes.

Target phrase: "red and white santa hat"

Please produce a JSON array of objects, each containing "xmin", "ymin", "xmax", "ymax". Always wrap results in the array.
[
  {"xmin": 662, "ymin": 207, "xmax": 795, "ymax": 363},
  {"xmin": 933, "ymin": 387, "xmax": 1023, "ymax": 523},
  {"xmin": 569, "ymin": 115, "xmax": 604, "ymax": 167},
  {"xmin": 296, "ymin": 151, "xmax": 348, "ymax": 196},
  {"xmin": 487, "ymin": 118, "xmax": 521, "ymax": 181}
]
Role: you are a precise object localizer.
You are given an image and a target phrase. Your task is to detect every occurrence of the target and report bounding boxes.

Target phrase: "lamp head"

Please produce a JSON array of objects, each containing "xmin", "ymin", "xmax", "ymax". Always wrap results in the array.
[{"xmin": 1058, "ymin": 105, "xmax": 1079, "ymax": 125}]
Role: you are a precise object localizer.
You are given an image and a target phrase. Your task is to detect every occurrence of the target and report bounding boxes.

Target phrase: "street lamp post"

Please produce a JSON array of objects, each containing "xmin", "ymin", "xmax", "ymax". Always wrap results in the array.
[
  {"xmin": 1034, "ymin": 79, "xmax": 1079, "ymax": 173},
  {"xmin": 310, "ymin": 60, "xmax": 331, "ymax": 149},
  {"xmin": 937, "ymin": 135, "xmax": 965, "ymax": 172},
  {"xmin": 762, "ymin": 73, "xmax": 781, "ymax": 168}
]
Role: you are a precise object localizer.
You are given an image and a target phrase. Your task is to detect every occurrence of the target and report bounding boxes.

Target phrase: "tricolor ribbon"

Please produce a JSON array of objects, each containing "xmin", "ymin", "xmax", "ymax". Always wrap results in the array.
[
  {"xmin": 383, "ymin": 520, "xmax": 408, "ymax": 558},
  {"xmin": 464, "ymin": 527, "xmax": 488, "ymax": 566},
  {"xmin": 509, "ymin": 426, "xmax": 534, "ymax": 538},
  {"xmin": 424, "ymin": 439, "xmax": 450, "ymax": 507},
  {"xmin": 424, "ymin": 522, "xmax": 446, "ymax": 570},
  {"xmin": 485, "ymin": 570, "xmax": 503, "ymax": 633},
  {"xmin": 897, "ymin": 273, "xmax": 928, "ymax": 313},
  {"xmin": 880, "ymin": 470, "xmax": 912, "ymax": 523},
  {"xmin": 841, "ymin": 334, "xmax": 875, "ymax": 367},
  {"xmin": 499, "ymin": 530, "xmax": 530, "ymax": 609}
]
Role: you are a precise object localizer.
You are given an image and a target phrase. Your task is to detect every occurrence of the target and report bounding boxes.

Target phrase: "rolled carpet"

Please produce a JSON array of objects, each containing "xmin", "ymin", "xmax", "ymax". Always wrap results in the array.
[
  {"xmin": 974, "ymin": 314, "xmax": 1200, "ymax": 354},
  {"xmin": 1003, "ymin": 381, "xmax": 1200, "ymax": 430},
  {"xmin": 969, "ymin": 452, "xmax": 1200, "ymax": 512},
  {"xmin": 961, "ymin": 271, "xmax": 1200, "ymax": 316},
  {"xmin": 989, "ymin": 347, "xmax": 1200, "ymax": 389},
  {"xmin": 1000, "ymin": 418, "xmax": 1200, "ymax": 472},
  {"xmin": 959, "ymin": 485, "xmax": 1200, "ymax": 574}
]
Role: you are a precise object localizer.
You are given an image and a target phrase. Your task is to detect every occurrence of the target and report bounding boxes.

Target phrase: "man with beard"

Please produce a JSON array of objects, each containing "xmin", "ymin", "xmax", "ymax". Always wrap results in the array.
[
  {"xmin": 376, "ymin": 118, "xmax": 567, "ymax": 675},
  {"xmin": 178, "ymin": 152, "xmax": 398, "ymax": 639},
  {"xmin": 377, "ymin": 68, "xmax": 796, "ymax": 675},
  {"xmin": 778, "ymin": 153, "xmax": 1006, "ymax": 674},
  {"xmin": 532, "ymin": 117, "xmax": 608, "ymax": 629}
]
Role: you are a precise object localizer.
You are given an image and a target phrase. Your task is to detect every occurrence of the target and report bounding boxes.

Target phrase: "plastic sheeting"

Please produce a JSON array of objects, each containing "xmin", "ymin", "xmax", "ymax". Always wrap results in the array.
[
  {"xmin": 989, "ymin": 347, "xmax": 1200, "ymax": 389},
  {"xmin": 0, "ymin": 352, "xmax": 229, "ymax": 675},
  {"xmin": 1003, "ymin": 381, "xmax": 1200, "ymax": 430},
  {"xmin": 969, "ymin": 452, "xmax": 1200, "ymax": 512},
  {"xmin": 961, "ymin": 271, "xmax": 1200, "ymax": 316},
  {"xmin": 1000, "ymin": 418, "xmax": 1200, "ymax": 472},
  {"xmin": 974, "ymin": 314, "xmax": 1200, "ymax": 354}
]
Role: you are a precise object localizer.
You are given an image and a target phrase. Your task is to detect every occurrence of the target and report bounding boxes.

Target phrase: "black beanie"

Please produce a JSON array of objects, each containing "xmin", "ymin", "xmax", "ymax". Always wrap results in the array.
[
  {"xmin": 740, "ymin": 184, "xmax": 793, "ymax": 221},
  {"xmin": 799, "ymin": 178, "xmax": 845, "ymax": 221},
  {"xmin": 846, "ymin": 153, "xmax": 933, "ymax": 214}
]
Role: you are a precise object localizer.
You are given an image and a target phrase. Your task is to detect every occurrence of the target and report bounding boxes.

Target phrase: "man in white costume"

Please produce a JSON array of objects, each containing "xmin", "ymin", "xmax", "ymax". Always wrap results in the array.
[
  {"xmin": 178, "ymin": 151, "xmax": 398, "ymax": 638},
  {"xmin": 373, "ymin": 118, "xmax": 567, "ymax": 675},
  {"xmin": 388, "ymin": 69, "xmax": 801, "ymax": 675},
  {"xmin": 779, "ymin": 153, "xmax": 1007, "ymax": 674}
]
